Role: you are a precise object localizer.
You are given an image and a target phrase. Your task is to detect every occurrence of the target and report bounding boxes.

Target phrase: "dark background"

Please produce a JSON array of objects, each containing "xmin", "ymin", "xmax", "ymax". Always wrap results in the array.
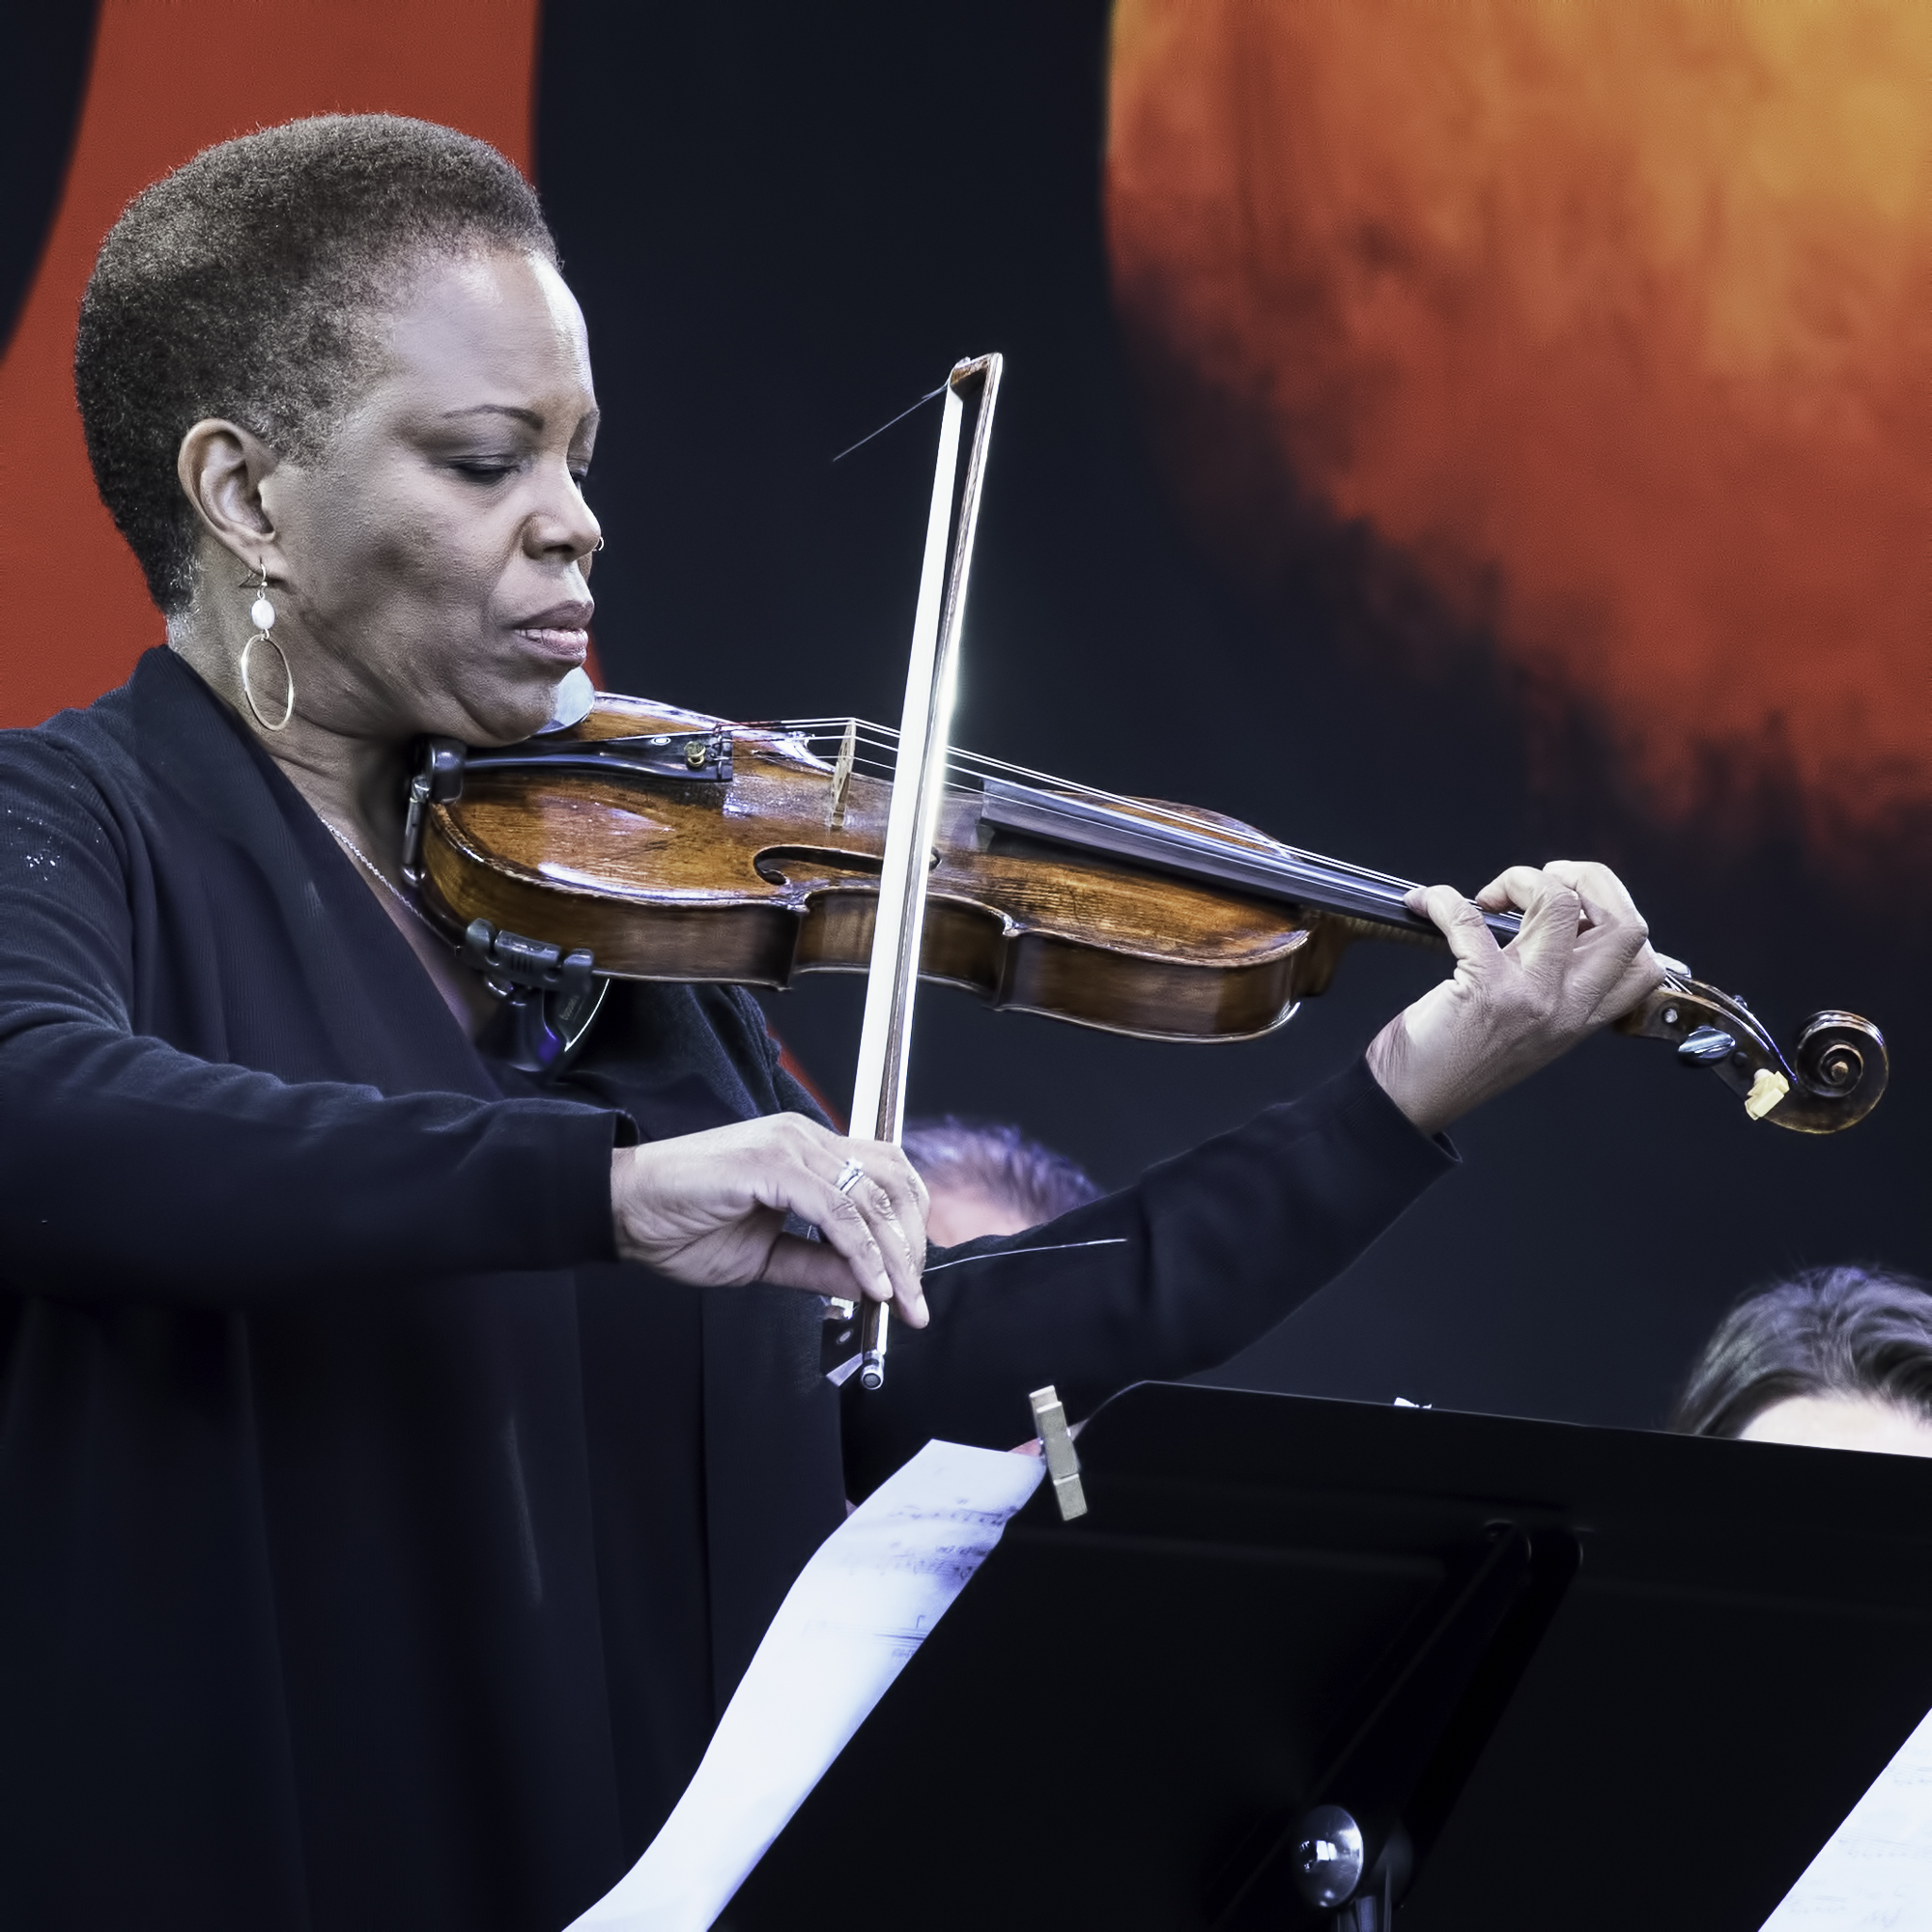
[
  {"xmin": 0, "ymin": 5, "xmax": 95, "ymax": 355},
  {"xmin": 8, "ymin": 0, "xmax": 1923, "ymax": 1430}
]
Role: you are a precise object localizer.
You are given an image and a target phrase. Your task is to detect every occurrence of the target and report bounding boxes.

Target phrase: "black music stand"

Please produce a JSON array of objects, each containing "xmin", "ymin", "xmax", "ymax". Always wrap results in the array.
[{"xmin": 724, "ymin": 1381, "xmax": 1932, "ymax": 1930}]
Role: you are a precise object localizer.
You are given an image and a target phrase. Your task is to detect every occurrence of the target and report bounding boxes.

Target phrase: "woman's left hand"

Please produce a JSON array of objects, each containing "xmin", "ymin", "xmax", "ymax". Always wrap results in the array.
[{"xmin": 1366, "ymin": 859, "xmax": 1663, "ymax": 1136}]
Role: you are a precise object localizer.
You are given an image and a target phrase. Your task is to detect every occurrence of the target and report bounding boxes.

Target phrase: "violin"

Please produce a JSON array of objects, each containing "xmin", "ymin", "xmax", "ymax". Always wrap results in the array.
[
  {"xmin": 408, "ymin": 350, "xmax": 1883, "ymax": 1393},
  {"xmin": 400, "ymin": 690, "xmax": 1888, "ymax": 1138}
]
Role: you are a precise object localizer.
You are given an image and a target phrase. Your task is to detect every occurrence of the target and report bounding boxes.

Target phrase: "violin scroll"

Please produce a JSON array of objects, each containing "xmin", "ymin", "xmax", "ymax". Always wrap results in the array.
[{"xmin": 1615, "ymin": 977, "xmax": 1887, "ymax": 1134}]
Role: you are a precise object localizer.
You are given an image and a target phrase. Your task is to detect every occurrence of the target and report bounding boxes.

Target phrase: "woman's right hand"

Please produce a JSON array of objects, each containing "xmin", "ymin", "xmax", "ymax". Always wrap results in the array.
[{"xmin": 610, "ymin": 1116, "xmax": 931, "ymax": 1324}]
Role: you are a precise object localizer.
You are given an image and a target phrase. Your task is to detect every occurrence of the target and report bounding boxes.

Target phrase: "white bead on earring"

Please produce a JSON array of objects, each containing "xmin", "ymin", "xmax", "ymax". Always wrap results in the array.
[{"xmin": 239, "ymin": 566, "xmax": 296, "ymax": 732}]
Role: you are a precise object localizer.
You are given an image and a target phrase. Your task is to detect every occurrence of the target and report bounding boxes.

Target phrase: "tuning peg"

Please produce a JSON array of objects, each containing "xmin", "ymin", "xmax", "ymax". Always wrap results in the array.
[{"xmin": 1678, "ymin": 1026, "xmax": 1736, "ymax": 1065}]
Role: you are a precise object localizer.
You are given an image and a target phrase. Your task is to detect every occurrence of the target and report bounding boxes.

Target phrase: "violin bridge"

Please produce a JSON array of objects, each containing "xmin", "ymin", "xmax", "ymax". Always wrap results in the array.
[{"xmin": 826, "ymin": 719, "xmax": 857, "ymax": 829}]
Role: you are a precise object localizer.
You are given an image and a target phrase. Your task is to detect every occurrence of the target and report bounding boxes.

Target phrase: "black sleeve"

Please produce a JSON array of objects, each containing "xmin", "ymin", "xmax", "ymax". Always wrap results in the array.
[
  {"xmin": 840, "ymin": 1057, "xmax": 1456, "ymax": 1493},
  {"xmin": 0, "ymin": 739, "xmax": 623, "ymax": 1304},
  {"xmin": 730, "ymin": 987, "xmax": 834, "ymax": 1128},
  {"xmin": 771, "ymin": 1059, "xmax": 833, "ymax": 1128}
]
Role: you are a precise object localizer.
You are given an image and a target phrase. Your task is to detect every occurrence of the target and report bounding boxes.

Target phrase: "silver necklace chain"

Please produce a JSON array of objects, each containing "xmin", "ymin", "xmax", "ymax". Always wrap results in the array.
[{"xmin": 322, "ymin": 819, "xmax": 453, "ymax": 950}]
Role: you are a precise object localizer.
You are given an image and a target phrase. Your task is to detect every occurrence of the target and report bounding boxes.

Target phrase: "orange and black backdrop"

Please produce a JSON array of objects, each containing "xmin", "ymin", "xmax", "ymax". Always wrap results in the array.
[{"xmin": 2, "ymin": 1, "xmax": 1924, "ymax": 1427}]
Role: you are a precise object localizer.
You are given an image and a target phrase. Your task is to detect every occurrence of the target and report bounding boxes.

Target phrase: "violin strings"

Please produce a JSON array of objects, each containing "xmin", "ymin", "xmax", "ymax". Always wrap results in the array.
[
  {"xmin": 776, "ymin": 716, "xmax": 1268, "ymax": 833},
  {"xmin": 773, "ymin": 719, "xmax": 1301, "ymax": 859},
  {"xmin": 770, "ymin": 727, "xmax": 1356, "ymax": 891},
  {"xmin": 759, "ymin": 716, "xmax": 1425, "ymax": 902}
]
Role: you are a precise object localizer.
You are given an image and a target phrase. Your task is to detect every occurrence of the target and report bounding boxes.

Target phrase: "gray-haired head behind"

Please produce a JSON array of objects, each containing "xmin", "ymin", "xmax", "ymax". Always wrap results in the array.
[
  {"xmin": 74, "ymin": 113, "xmax": 556, "ymax": 615},
  {"xmin": 899, "ymin": 1117, "xmax": 1102, "ymax": 1233},
  {"xmin": 1669, "ymin": 1264, "xmax": 1932, "ymax": 1438}
]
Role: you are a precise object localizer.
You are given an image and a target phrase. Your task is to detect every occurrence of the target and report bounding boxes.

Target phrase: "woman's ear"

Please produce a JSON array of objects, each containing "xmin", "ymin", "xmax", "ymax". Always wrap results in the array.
[{"xmin": 177, "ymin": 419, "xmax": 285, "ymax": 577}]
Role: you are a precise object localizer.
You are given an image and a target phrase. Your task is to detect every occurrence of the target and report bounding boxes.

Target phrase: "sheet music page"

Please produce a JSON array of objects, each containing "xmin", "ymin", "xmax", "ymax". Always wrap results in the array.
[
  {"xmin": 567, "ymin": 1438, "xmax": 1044, "ymax": 1932},
  {"xmin": 1761, "ymin": 1703, "xmax": 1932, "ymax": 1929}
]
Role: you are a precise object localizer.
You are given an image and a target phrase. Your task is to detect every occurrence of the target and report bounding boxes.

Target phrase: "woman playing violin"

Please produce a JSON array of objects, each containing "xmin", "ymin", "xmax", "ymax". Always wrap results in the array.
[{"xmin": 0, "ymin": 116, "xmax": 1659, "ymax": 1932}]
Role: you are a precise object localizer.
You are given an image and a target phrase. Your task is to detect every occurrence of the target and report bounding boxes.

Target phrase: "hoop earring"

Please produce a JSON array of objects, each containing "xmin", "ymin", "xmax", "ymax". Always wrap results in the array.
[{"xmin": 239, "ymin": 568, "xmax": 295, "ymax": 732}]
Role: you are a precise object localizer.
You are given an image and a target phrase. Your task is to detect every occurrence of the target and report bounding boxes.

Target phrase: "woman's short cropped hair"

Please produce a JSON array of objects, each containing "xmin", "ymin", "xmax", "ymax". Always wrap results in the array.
[
  {"xmin": 1668, "ymin": 1264, "xmax": 1932, "ymax": 1438},
  {"xmin": 74, "ymin": 114, "xmax": 556, "ymax": 614}
]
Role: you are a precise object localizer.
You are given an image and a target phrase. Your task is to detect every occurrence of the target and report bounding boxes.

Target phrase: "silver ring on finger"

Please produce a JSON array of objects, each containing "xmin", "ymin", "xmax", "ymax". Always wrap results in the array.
[{"xmin": 835, "ymin": 1157, "xmax": 867, "ymax": 1198}]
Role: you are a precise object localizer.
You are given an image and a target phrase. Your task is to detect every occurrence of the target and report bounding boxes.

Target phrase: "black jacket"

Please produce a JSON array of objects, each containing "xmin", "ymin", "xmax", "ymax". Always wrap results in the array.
[{"xmin": 0, "ymin": 649, "xmax": 1452, "ymax": 1931}]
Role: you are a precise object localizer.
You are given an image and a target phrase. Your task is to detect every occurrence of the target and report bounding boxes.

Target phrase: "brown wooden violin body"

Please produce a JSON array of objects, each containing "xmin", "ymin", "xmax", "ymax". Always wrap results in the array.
[
  {"xmin": 406, "ymin": 693, "xmax": 1888, "ymax": 1134},
  {"xmin": 420, "ymin": 695, "xmax": 1337, "ymax": 1040}
]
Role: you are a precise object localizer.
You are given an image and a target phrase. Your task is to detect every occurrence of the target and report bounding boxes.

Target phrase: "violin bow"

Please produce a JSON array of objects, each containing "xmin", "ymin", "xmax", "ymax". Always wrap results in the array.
[{"xmin": 849, "ymin": 355, "xmax": 1004, "ymax": 1391}]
